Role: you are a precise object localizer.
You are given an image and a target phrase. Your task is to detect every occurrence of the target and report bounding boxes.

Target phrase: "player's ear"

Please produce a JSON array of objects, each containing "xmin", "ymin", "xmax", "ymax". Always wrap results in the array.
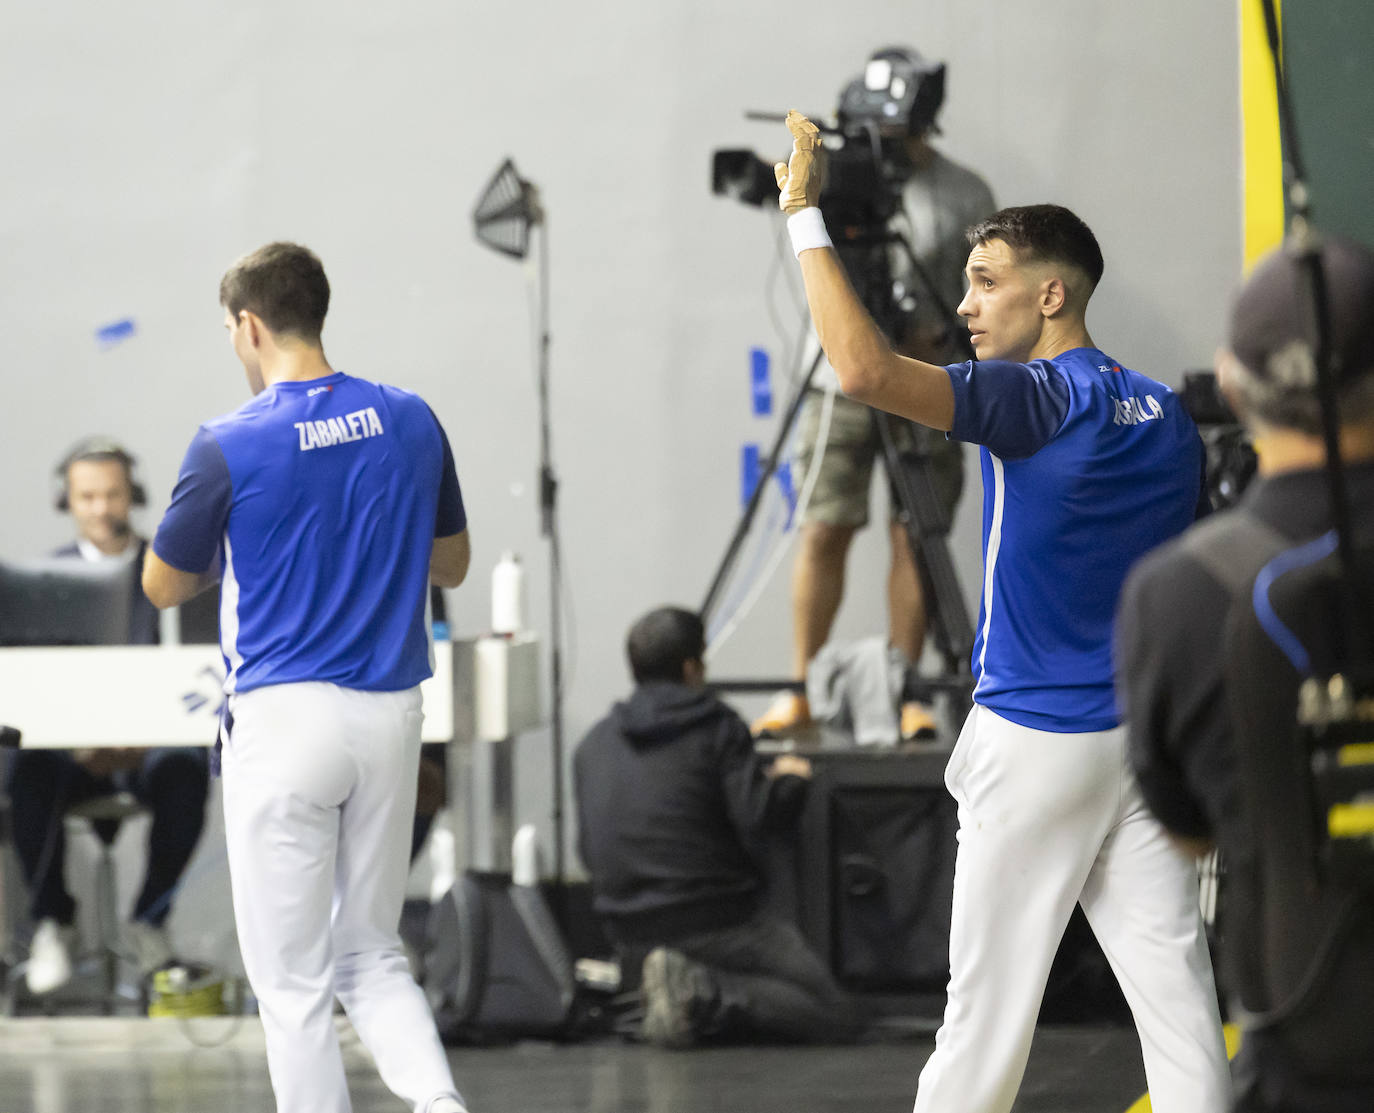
[{"xmin": 1039, "ymin": 275, "xmax": 1067, "ymax": 318}]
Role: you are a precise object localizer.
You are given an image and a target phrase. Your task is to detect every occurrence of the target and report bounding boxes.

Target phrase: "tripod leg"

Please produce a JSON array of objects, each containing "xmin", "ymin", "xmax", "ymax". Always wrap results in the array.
[
  {"xmin": 872, "ymin": 411, "xmax": 975, "ymax": 678},
  {"xmin": 702, "ymin": 347, "xmax": 827, "ymax": 623}
]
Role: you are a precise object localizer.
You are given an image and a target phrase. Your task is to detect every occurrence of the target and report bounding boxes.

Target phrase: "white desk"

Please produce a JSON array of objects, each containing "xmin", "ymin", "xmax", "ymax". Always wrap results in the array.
[
  {"xmin": 0, "ymin": 644, "xmax": 455, "ymax": 748},
  {"xmin": 0, "ymin": 637, "xmax": 543, "ymax": 871}
]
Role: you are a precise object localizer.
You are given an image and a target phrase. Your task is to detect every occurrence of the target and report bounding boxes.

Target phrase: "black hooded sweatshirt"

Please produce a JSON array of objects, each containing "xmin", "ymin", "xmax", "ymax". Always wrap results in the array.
[{"xmin": 573, "ymin": 681, "xmax": 808, "ymax": 943}]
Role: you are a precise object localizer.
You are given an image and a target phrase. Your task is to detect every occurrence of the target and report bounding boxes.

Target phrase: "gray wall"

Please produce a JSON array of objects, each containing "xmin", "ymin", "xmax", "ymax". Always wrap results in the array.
[{"xmin": 2, "ymin": 1, "xmax": 1242, "ymax": 929}]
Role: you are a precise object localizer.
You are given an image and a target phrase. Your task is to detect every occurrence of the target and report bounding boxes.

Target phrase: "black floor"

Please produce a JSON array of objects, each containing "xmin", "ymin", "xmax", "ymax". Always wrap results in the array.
[{"xmin": 0, "ymin": 1016, "xmax": 1166, "ymax": 1113}]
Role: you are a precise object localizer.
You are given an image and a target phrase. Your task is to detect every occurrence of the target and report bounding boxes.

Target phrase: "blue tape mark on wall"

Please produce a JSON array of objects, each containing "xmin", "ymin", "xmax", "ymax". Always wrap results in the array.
[
  {"xmin": 741, "ymin": 443, "xmax": 761, "ymax": 507},
  {"xmin": 96, "ymin": 318, "xmax": 137, "ymax": 348},
  {"xmin": 740, "ymin": 446, "xmax": 798, "ymax": 526},
  {"xmin": 750, "ymin": 348, "xmax": 772, "ymax": 416}
]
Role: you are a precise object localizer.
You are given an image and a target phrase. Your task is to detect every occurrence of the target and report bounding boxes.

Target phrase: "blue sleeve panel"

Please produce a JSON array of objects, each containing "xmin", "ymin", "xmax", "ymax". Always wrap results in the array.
[
  {"xmin": 430, "ymin": 407, "xmax": 467, "ymax": 537},
  {"xmin": 152, "ymin": 426, "xmax": 233, "ymax": 574},
  {"xmin": 946, "ymin": 358, "xmax": 1071, "ymax": 459}
]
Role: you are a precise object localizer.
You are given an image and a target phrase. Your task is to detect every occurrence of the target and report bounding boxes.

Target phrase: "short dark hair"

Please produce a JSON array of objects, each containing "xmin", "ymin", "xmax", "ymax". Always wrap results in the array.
[
  {"xmin": 219, "ymin": 242, "xmax": 330, "ymax": 341},
  {"xmin": 626, "ymin": 606, "xmax": 705, "ymax": 684},
  {"xmin": 967, "ymin": 204, "xmax": 1105, "ymax": 289}
]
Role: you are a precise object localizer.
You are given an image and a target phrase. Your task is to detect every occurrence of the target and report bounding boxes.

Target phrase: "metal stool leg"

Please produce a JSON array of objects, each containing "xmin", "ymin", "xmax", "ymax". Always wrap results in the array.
[{"xmin": 94, "ymin": 841, "xmax": 119, "ymax": 1014}]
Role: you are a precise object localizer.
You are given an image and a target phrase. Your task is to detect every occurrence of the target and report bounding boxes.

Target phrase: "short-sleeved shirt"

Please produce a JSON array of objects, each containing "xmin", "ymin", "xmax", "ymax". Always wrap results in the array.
[
  {"xmin": 153, "ymin": 371, "xmax": 465, "ymax": 695},
  {"xmin": 945, "ymin": 347, "xmax": 1204, "ymax": 732}
]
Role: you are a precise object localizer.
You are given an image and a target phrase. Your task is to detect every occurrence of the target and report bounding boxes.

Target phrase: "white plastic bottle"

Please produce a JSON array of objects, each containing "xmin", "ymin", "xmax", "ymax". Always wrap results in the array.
[
  {"xmin": 491, "ymin": 551, "xmax": 525, "ymax": 636},
  {"xmin": 511, "ymin": 823, "xmax": 541, "ymax": 887}
]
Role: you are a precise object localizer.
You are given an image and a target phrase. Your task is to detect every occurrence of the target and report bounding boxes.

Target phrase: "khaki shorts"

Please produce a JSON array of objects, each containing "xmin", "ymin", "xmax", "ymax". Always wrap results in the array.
[{"xmin": 797, "ymin": 391, "xmax": 964, "ymax": 529}]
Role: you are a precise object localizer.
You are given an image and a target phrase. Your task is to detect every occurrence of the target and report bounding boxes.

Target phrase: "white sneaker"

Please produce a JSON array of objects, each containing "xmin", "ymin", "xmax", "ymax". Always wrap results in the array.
[
  {"xmin": 425, "ymin": 1097, "xmax": 468, "ymax": 1113},
  {"xmin": 26, "ymin": 918, "xmax": 77, "ymax": 995},
  {"xmin": 129, "ymin": 920, "xmax": 174, "ymax": 974}
]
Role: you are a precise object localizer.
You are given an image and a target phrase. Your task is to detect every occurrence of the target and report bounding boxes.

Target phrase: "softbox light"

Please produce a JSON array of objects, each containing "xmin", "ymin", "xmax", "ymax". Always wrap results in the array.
[{"xmin": 472, "ymin": 158, "xmax": 540, "ymax": 260}]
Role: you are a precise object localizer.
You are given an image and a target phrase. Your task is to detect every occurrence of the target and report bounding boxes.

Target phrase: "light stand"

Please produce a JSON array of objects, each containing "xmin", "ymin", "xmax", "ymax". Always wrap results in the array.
[{"xmin": 473, "ymin": 159, "xmax": 568, "ymax": 901}]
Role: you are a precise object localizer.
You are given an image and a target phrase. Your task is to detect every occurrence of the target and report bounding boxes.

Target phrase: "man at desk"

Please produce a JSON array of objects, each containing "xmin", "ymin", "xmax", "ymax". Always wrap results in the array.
[{"xmin": 4, "ymin": 437, "xmax": 210, "ymax": 995}]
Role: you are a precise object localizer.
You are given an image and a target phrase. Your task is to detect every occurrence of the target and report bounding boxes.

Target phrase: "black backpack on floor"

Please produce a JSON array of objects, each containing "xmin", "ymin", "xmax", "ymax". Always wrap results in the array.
[{"xmin": 424, "ymin": 870, "xmax": 577, "ymax": 1042}]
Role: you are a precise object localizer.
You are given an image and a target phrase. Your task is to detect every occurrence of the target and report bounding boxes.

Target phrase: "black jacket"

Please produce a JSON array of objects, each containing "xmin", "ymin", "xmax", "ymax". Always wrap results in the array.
[
  {"xmin": 1118, "ymin": 463, "xmax": 1374, "ymax": 1088},
  {"xmin": 573, "ymin": 681, "xmax": 807, "ymax": 942}
]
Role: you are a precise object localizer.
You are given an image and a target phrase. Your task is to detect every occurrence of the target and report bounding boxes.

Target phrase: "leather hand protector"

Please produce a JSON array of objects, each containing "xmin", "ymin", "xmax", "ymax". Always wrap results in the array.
[{"xmin": 774, "ymin": 109, "xmax": 823, "ymax": 215}]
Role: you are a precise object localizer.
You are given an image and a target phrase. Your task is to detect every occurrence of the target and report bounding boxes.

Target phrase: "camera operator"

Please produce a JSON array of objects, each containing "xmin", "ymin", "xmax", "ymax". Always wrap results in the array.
[
  {"xmin": 1117, "ymin": 237, "xmax": 1374, "ymax": 1111},
  {"xmin": 754, "ymin": 46, "xmax": 995, "ymax": 739}
]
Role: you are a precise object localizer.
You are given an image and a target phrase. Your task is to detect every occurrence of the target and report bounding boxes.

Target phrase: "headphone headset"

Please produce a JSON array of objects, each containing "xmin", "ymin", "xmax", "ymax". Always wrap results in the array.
[{"xmin": 53, "ymin": 436, "xmax": 147, "ymax": 511}]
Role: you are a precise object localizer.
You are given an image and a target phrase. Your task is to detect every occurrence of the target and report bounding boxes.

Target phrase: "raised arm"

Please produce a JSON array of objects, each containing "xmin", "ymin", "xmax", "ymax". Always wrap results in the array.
[{"xmin": 776, "ymin": 110, "xmax": 956, "ymax": 431}]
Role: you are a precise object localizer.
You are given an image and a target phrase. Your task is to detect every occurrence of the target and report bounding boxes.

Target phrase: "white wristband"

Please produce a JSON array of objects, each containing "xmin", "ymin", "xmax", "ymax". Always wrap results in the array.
[{"xmin": 787, "ymin": 207, "xmax": 832, "ymax": 258}]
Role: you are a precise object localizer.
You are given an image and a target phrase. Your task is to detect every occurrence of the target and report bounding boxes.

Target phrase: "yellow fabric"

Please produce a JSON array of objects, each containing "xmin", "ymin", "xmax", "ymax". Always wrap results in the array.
[{"xmin": 1240, "ymin": 0, "xmax": 1285, "ymax": 271}]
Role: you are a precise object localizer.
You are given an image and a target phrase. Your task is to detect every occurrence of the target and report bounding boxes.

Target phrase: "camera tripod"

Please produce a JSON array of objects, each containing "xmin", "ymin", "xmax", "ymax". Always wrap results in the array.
[{"xmin": 702, "ymin": 226, "xmax": 975, "ymax": 713}]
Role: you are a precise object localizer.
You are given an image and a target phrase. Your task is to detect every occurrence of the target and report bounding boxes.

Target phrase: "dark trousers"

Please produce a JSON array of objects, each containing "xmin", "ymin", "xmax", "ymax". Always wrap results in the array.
[
  {"xmin": 1233, "ymin": 1028, "xmax": 1374, "ymax": 1113},
  {"xmin": 5, "ymin": 747, "xmax": 210, "ymax": 927},
  {"xmin": 620, "ymin": 913, "xmax": 862, "ymax": 1044}
]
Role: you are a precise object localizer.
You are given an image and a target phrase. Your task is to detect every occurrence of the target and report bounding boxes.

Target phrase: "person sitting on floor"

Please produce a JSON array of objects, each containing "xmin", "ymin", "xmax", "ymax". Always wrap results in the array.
[{"xmin": 574, "ymin": 605, "xmax": 861, "ymax": 1047}]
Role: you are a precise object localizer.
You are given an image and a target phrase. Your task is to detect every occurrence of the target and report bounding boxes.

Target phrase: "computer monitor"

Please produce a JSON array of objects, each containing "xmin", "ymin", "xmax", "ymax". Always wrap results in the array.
[{"xmin": 0, "ymin": 556, "xmax": 135, "ymax": 647}]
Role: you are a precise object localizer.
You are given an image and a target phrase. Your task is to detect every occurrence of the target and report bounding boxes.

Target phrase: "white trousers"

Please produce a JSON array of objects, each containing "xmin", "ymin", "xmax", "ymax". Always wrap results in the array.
[
  {"xmin": 223, "ymin": 682, "xmax": 463, "ymax": 1113},
  {"xmin": 913, "ymin": 705, "xmax": 1230, "ymax": 1113}
]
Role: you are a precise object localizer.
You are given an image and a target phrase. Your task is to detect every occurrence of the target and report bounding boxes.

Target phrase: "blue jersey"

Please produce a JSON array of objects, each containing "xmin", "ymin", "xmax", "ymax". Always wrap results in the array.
[
  {"xmin": 153, "ymin": 371, "xmax": 466, "ymax": 694},
  {"xmin": 946, "ymin": 347, "xmax": 1204, "ymax": 732}
]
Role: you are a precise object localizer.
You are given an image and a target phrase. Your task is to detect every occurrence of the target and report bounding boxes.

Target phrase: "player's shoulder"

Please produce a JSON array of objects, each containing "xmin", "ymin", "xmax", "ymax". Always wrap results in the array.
[
  {"xmin": 330, "ymin": 375, "xmax": 440, "ymax": 433},
  {"xmin": 1054, "ymin": 347, "xmax": 1145, "ymax": 382},
  {"xmin": 192, "ymin": 391, "xmax": 280, "ymax": 463},
  {"xmin": 1060, "ymin": 350, "xmax": 1188, "ymax": 416},
  {"xmin": 198, "ymin": 400, "xmax": 253, "ymax": 446},
  {"xmin": 1120, "ymin": 362, "xmax": 1182, "ymax": 402},
  {"xmin": 351, "ymin": 376, "xmax": 432, "ymax": 416},
  {"xmin": 205, "ymin": 382, "xmax": 286, "ymax": 427}
]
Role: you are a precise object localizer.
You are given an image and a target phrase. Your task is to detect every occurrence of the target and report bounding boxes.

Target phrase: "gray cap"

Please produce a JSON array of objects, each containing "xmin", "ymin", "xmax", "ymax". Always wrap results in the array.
[{"xmin": 1230, "ymin": 236, "xmax": 1374, "ymax": 390}]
